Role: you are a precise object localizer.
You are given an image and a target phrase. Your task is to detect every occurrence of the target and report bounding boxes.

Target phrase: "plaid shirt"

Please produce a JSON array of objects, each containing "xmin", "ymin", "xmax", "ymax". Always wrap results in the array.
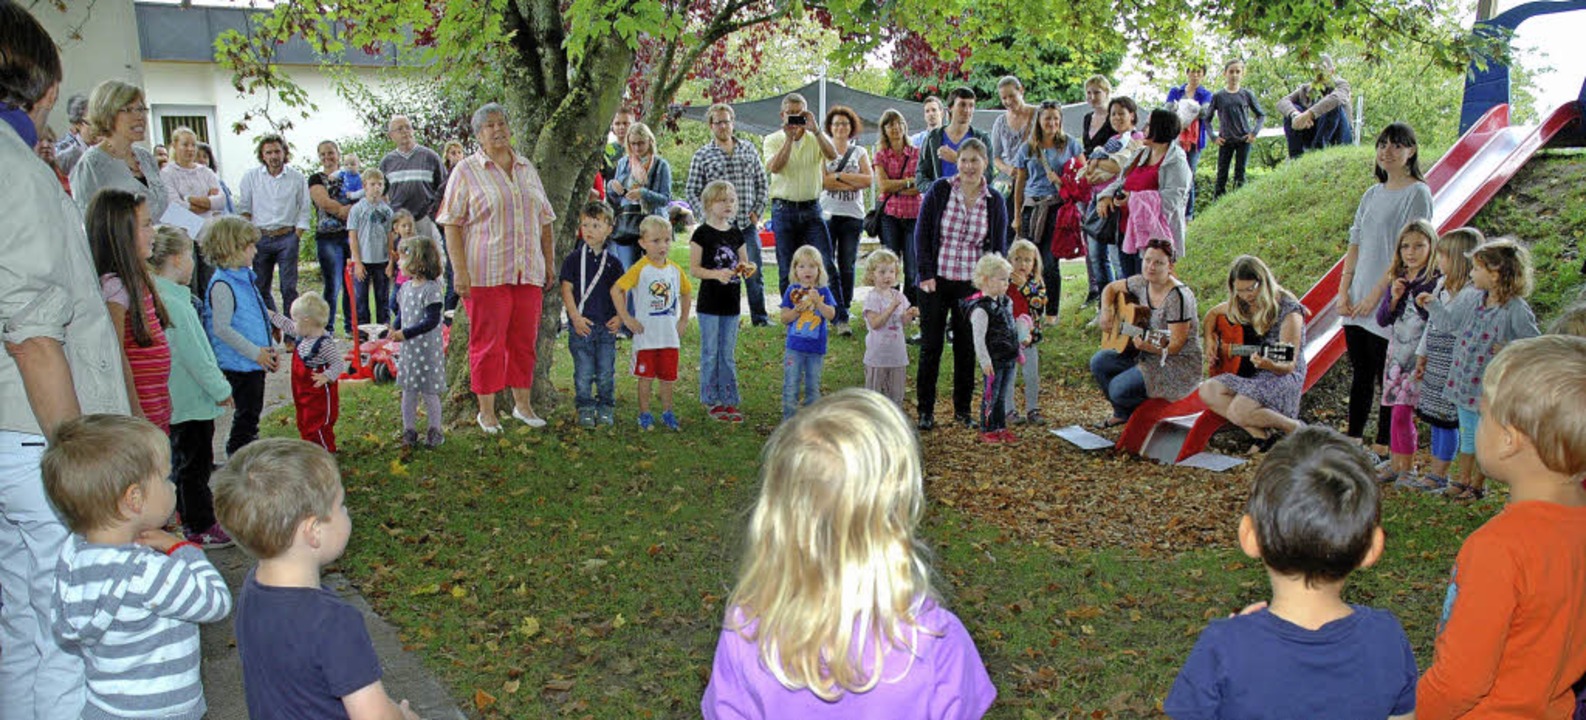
[
  {"xmin": 435, "ymin": 150, "xmax": 557, "ymax": 288},
  {"xmin": 685, "ymin": 139, "xmax": 767, "ymax": 230},
  {"xmin": 937, "ymin": 176, "xmax": 990, "ymax": 282}
]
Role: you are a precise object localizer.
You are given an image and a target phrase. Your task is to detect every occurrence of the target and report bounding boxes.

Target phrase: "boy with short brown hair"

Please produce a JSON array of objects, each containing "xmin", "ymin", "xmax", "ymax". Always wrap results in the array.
[
  {"xmin": 1417, "ymin": 335, "xmax": 1586, "ymax": 719},
  {"xmin": 213, "ymin": 438, "xmax": 420, "ymax": 720}
]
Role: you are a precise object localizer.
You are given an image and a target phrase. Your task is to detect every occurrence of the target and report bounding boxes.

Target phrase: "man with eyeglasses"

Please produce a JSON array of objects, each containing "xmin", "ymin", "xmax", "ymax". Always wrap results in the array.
[{"xmin": 685, "ymin": 103, "xmax": 770, "ymax": 325}]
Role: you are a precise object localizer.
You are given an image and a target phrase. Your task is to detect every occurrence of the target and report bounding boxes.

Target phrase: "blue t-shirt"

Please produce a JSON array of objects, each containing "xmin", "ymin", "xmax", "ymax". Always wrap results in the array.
[
  {"xmin": 236, "ymin": 571, "xmax": 384, "ymax": 719},
  {"xmin": 558, "ymin": 242, "xmax": 625, "ymax": 325},
  {"xmin": 1164, "ymin": 605, "xmax": 1418, "ymax": 720},
  {"xmin": 940, "ymin": 132, "xmax": 964, "ymax": 180},
  {"xmin": 781, "ymin": 285, "xmax": 835, "ymax": 356}
]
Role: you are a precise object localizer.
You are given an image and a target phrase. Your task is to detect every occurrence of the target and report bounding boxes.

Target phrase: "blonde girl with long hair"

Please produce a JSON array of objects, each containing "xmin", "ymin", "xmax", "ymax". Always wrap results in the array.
[
  {"xmin": 1405, "ymin": 227, "xmax": 1481, "ymax": 491},
  {"xmin": 1198, "ymin": 254, "xmax": 1306, "ymax": 450},
  {"xmin": 703, "ymin": 389, "xmax": 996, "ymax": 717}
]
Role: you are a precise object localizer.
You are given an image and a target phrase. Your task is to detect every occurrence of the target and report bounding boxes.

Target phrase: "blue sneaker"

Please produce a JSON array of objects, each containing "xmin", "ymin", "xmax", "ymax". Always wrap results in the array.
[
  {"xmin": 637, "ymin": 412, "xmax": 655, "ymax": 430},
  {"xmin": 597, "ymin": 407, "xmax": 615, "ymax": 425},
  {"xmin": 660, "ymin": 410, "xmax": 680, "ymax": 431}
]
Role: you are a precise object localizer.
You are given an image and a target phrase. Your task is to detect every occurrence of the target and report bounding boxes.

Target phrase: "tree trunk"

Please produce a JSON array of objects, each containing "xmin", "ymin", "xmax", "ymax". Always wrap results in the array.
[{"xmin": 442, "ymin": 17, "xmax": 635, "ymax": 425}]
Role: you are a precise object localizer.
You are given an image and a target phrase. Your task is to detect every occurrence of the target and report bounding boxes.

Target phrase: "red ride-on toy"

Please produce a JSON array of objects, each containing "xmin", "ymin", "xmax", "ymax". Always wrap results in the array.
[{"xmin": 340, "ymin": 263, "xmax": 450, "ymax": 383}]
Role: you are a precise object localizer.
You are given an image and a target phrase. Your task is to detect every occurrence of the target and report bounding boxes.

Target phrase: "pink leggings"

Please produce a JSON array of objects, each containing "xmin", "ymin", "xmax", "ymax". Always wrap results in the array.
[{"xmin": 1390, "ymin": 405, "xmax": 1418, "ymax": 455}]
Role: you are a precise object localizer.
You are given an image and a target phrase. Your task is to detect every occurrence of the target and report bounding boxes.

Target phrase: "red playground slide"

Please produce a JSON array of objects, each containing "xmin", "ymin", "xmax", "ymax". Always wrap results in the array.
[{"xmin": 1119, "ymin": 99, "xmax": 1585, "ymax": 464}]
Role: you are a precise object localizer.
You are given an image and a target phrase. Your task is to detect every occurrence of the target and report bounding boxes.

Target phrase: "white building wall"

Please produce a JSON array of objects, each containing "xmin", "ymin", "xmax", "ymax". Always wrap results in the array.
[
  {"xmin": 143, "ymin": 62, "xmax": 392, "ymax": 189},
  {"xmin": 37, "ymin": 0, "xmax": 146, "ymax": 136}
]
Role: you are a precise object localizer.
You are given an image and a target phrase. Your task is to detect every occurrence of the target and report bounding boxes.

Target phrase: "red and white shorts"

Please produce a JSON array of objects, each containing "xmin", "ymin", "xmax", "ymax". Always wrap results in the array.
[{"xmin": 632, "ymin": 347, "xmax": 679, "ymax": 382}]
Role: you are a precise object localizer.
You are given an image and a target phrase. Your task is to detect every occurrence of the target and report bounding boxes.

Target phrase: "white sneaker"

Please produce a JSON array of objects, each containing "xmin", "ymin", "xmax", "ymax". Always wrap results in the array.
[{"xmin": 512, "ymin": 407, "xmax": 547, "ymax": 428}]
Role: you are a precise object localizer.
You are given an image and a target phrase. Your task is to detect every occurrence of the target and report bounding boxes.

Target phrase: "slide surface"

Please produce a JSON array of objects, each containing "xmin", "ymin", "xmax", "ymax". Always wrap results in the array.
[{"xmin": 1121, "ymin": 99, "xmax": 1583, "ymax": 462}]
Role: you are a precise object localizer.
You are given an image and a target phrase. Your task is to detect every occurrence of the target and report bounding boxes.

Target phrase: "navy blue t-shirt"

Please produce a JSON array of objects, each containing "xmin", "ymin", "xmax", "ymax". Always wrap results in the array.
[
  {"xmin": 1164, "ymin": 605, "xmax": 1418, "ymax": 720},
  {"xmin": 781, "ymin": 285, "xmax": 835, "ymax": 355},
  {"xmin": 236, "ymin": 571, "xmax": 384, "ymax": 719},
  {"xmin": 558, "ymin": 242, "xmax": 625, "ymax": 326}
]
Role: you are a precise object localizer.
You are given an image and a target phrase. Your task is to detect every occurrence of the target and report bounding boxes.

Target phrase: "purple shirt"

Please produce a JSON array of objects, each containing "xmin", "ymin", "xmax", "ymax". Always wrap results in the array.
[{"xmin": 702, "ymin": 599, "xmax": 996, "ymax": 719}]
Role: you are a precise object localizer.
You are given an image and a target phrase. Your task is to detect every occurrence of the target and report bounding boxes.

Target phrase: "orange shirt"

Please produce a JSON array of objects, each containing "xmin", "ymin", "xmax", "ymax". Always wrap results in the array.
[{"xmin": 1418, "ymin": 501, "xmax": 1586, "ymax": 719}]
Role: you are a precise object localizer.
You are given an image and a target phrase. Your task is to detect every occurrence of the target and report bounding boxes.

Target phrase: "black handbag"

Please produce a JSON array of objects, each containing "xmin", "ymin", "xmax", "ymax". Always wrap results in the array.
[
  {"xmin": 611, "ymin": 205, "xmax": 647, "ymax": 246},
  {"xmin": 1081, "ymin": 201, "xmax": 1120, "ymax": 245},
  {"xmin": 863, "ymin": 193, "xmax": 887, "ymax": 237}
]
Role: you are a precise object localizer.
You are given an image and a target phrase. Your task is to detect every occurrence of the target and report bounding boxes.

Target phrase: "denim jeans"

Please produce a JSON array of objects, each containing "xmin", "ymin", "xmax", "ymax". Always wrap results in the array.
[
  {"xmin": 1118, "ymin": 249, "xmax": 1142, "ymax": 280},
  {"xmin": 782, "ymin": 349, "xmax": 824, "ymax": 418},
  {"xmin": 878, "ymin": 213, "xmax": 919, "ymax": 304},
  {"xmin": 351, "ymin": 262, "xmax": 391, "ymax": 326},
  {"xmin": 1283, "ymin": 106, "xmax": 1354, "ymax": 159},
  {"xmin": 827, "ymin": 214, "xmax": 862, "ymax": 323},
  {"xmin": 917, "ymin": 278, "xmax": 976, "ymax": 418},
  {"xmin": 1090, "ymin": 349, "xmax": 1147, "ymax": 419},
  {"xmin": 568, "ymin": 323, "xmax": 616, "ymax": 412},
  {"xmin": 253, "ymin": 229, "xmax": 300, "ymax": 312},
  {"xmin": 771, "ymin": 201, "xmax": 838, "ymax": 298},
  {"xmin": 736, "ymin": 225, "xmax": 769, "ymax": 324},
  {"xmin": 0, "ymin": 432, "xmax": 85, "ymax": 720},
  {"xmin": 315, "ymin": 232, "xmax": 350, "ymax": 333},
  {"xmin": 1085, "ymin": 233, "xmax": 1121, "ymax": 299},
  {"xmin": 610, "ymin": 241, "xmax": 639, "ymax": 271},
  {"xmin": 1215, "ymin": 139, "xmax": 1252, "ymax": 197},
  {"xmin": 697, "ymin": 313, "xmax": 741, "ymax": 407},
  {"xmin": 981, "ymin": 359, "xmax": 1016, "ymax": 431},
  {"xmin": 1184, "ymin": 146, "xmax": 1202, "ymax": 219}
]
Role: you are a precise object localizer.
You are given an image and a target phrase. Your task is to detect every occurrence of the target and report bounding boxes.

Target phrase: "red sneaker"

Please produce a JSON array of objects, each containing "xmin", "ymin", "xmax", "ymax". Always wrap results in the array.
[
  {"xmin": 723, "ymin": 406, "xmax": 744, "ymax": 423},
  {"xmin": 707, "ymin": 405, "xmax": 727, "ymax": 421},
  {"xmin": 979, "ymin": 431, "xmax": 1003, "ymax": 444}
]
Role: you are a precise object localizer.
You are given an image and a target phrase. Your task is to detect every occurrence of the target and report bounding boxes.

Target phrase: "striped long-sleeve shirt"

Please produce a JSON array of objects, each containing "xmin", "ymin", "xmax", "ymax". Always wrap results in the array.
[{"xmin": 52, "ymin": 536, "xmax": 232, "ymax": 720}]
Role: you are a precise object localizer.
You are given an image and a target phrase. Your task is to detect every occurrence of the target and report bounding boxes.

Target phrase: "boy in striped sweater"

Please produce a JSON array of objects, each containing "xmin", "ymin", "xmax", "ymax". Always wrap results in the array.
[{"xmin": 43, "ymin": 414, "xmax": 233, "ymax": 720}]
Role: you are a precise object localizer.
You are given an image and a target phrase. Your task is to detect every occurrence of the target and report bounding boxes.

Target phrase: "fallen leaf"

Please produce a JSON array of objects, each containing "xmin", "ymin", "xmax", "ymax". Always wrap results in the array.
[
  {"xmin": 473, "ymin": 689, "xmax": 496, "ymax": 711},
  {"xmin": 518, "ymin": 616, "xmax": 541, "ymax": 638},
  {"xmin": 503, "ymin": 679, "xmax": 521, "ymax": 694}
]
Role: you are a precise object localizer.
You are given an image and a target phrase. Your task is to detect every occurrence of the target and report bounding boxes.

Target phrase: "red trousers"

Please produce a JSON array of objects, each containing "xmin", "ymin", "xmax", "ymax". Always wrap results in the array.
[
  {"xmin": 291, "ymin": 351, "xmax": 339, "ymax": 452},
  {"xmin": 463, "ymin": 283, "xmax": 543, "ymax": 395}
]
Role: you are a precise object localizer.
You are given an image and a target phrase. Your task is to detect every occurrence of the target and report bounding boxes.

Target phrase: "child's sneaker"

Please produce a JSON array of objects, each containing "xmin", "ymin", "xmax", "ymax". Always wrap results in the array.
[
  {"xmin": 578, "ymin": 408, "xmax": 597, "ymax": 428},
  {"xmin": 1025, "ymin": 409, "xmax": 1045, "ymax": 425},
  {"xmin": 660, "ymin": 410, "xmax": 680, "ymax": 431},
  {"xmin": 1007, "ymin": 411, "xmax": 1023, "ymax": 425},
  {"xmin": 979, "ymin": 430, "xmax": 1003, "ymax": 444},
  {"xmin": 401, "ymin": 429, "xmax": 418, "ymax": 448},
  {"xmin": 186, "ymin": 523, "xmax": 234, "ymax": 549},
  {"xmin": 638, "ymin": 412, "xmax": 655, "ymax": 431},
  {"xmin": 597, "ymin": 407, "xmax": 615, "ymax": 426},
  {"xmin": 425, "ymin": 428, "xmax": 444, "ymax": 448},
  {"xmin": 723, "ymin": 406, "xmax": 744, "ymax": 423},
  {"xmin": 707, "ymin": 405, "xmax": 727, "ymax": 421}
]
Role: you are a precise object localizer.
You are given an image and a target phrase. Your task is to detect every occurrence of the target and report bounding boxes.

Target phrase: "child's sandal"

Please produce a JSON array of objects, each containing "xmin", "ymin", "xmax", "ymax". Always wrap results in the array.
[{"xmin": 1443, "ymin": 481, "xmax": 1486, "ymax": 501}]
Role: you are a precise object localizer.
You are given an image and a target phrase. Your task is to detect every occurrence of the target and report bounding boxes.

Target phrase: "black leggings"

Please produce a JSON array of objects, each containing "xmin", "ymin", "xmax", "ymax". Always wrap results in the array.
[
  {"xmin": 1019, "ymin": 205, "xmax": 1062, "ymax": 318},
  {"xmin": 1344, "ymin": 325, "xmax": 1391, "ymax": 446}
]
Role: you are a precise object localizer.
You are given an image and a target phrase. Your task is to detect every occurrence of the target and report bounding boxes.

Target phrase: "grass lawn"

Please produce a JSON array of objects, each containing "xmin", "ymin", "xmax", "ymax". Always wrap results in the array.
[{"xmin": 266, "ymin": 146, "xmax": 1585, "ymax": 718}]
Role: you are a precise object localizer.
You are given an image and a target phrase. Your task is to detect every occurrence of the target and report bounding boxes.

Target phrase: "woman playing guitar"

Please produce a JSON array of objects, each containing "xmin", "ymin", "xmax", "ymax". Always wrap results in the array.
[{"xmin": 1197, "ymin": 255, "xmax": 1307, "ymax": 451}]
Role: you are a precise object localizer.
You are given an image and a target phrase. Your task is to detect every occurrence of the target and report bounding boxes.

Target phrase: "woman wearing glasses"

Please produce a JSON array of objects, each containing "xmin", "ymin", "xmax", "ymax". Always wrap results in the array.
[{"xmin": 68, "ymin": 80, "xmax": 168, "ymax": 218}]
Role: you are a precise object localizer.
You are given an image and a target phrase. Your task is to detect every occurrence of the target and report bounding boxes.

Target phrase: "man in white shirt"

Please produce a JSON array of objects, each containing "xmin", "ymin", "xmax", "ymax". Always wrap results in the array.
[{"xmin": 237, "ymin": 134, "xmax": 311, "ymax": 313}]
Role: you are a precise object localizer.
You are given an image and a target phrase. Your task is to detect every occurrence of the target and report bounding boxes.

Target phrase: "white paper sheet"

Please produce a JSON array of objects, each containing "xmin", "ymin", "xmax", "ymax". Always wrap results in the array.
[
  {"xmin": 158, "ymin": 202, "xmax": 207, "ymax": 239},
  {"xmin": 1051, "ymin": 425, "xmax": 1113, "ymax": 450},
  {"xmin": 1176, "ymin": 452, "xmax": 1248, "ymax": 472}
]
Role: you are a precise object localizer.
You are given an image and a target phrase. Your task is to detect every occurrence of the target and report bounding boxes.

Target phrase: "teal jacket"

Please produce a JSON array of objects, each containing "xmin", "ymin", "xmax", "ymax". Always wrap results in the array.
[{"xmin": 154, "ymin": 276, "xmax": 232, "ymax": 423}]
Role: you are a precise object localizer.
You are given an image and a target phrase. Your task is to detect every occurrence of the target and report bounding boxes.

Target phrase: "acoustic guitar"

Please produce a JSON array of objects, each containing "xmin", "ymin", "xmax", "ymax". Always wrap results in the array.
[
  {"xmin": 1207, "ymin": 312, "xmax": 1296, "ymax": 375},
  {"xmin": 1100, "ymin": 294, "xmax": 1168, "ymax": 353}
]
